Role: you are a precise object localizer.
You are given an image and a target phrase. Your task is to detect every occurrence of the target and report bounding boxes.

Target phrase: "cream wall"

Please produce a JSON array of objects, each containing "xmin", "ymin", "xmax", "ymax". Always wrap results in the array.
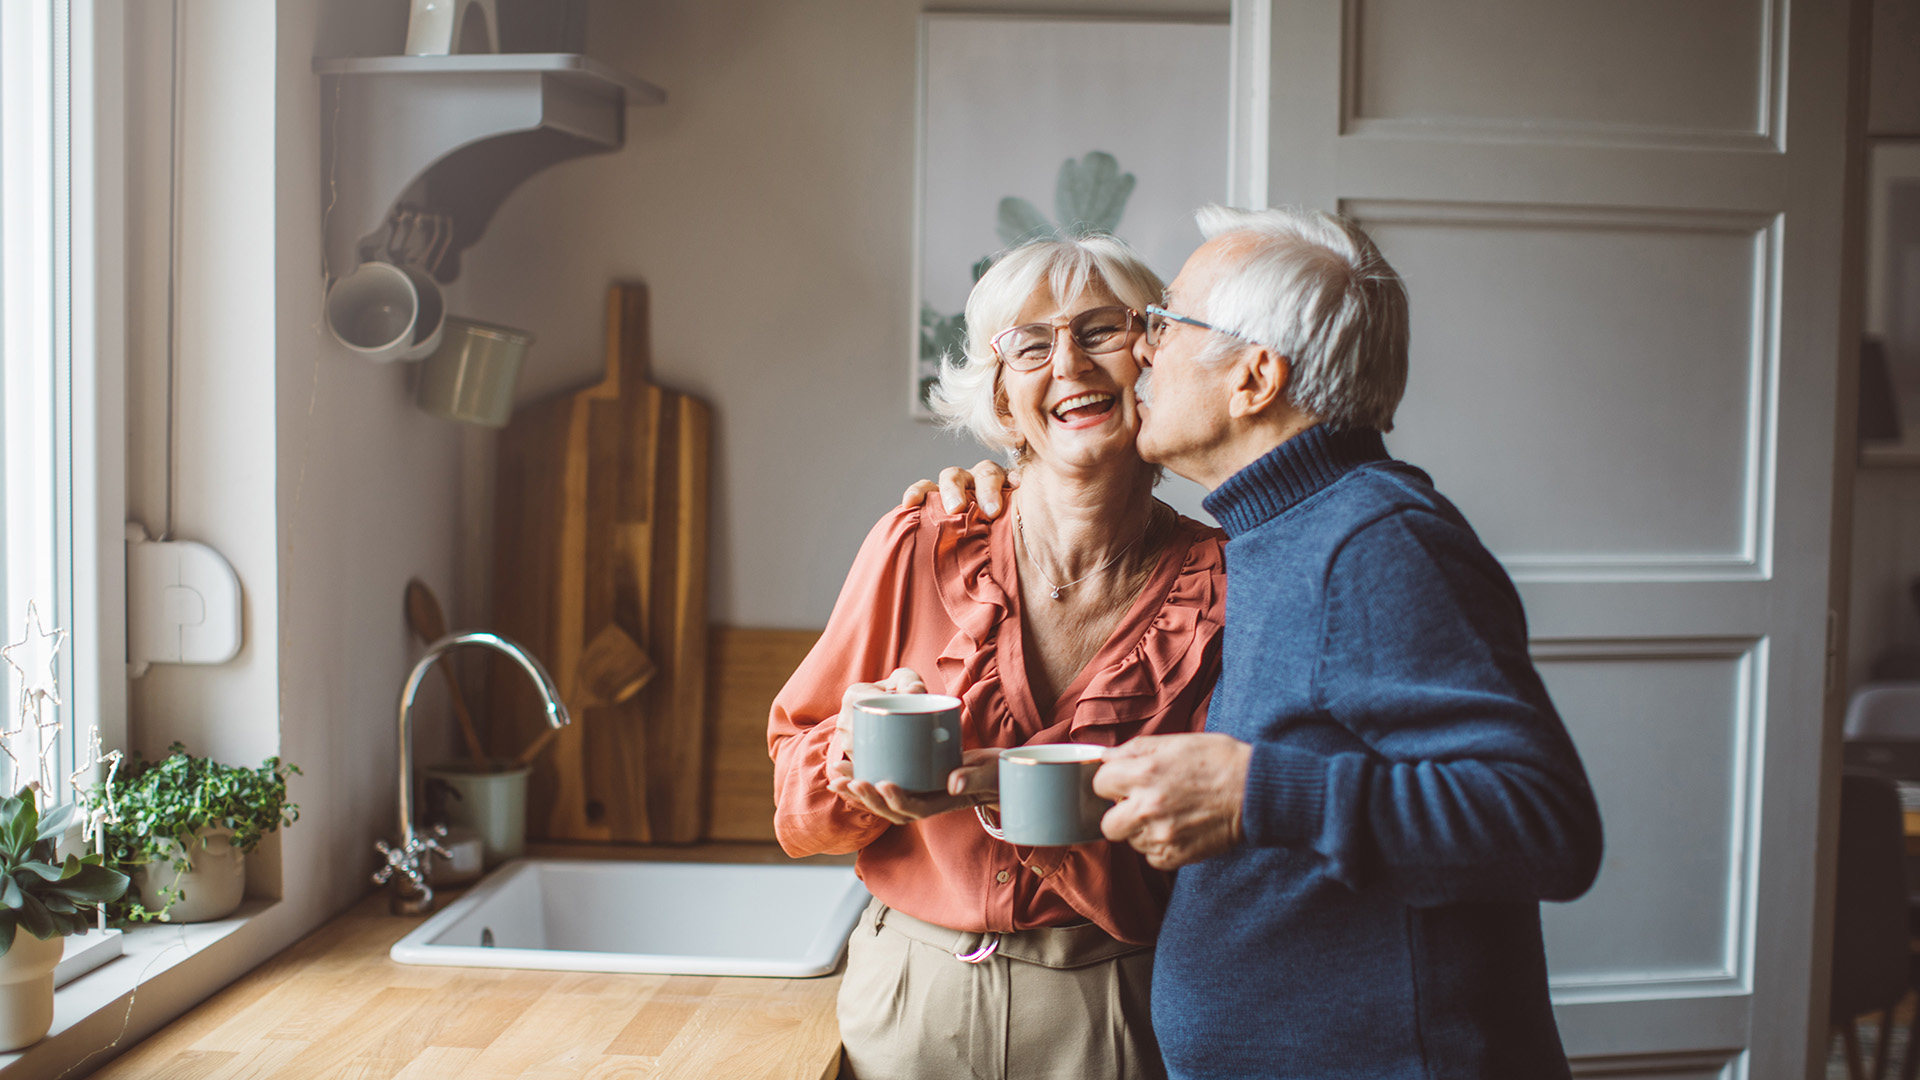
[
  {"xmin": 124, "ymin": 0, "xmax": 464, "ymax": 916},
  {"xmin": 122, "ymin": 3, "xmax": 284, "ymax": 772},
  {"xmin": 91, "ymin": 0, "xmax": 467, "ymax": 1059},
  {"xmin": 448, "ymin": 0, "xmax": 1225, "ymax": 631}
]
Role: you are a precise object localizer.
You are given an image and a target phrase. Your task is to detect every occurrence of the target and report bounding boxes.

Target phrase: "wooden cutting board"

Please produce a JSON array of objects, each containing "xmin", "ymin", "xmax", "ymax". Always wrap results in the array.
[
  {"xmin": 704, "ymin": 627, "xmax": 824, "ymax": 843},
  {"xmin": 490, "ymin": 282, "xmax": 712, "ymax": 843}
]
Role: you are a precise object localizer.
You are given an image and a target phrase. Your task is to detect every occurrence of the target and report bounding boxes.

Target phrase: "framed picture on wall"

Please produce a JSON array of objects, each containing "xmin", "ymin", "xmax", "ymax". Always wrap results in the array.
[
  {"xmin": 1866, "ymin": 141, "xmax": 1920, "ymax": 459},
  {"xmin": 912, "ymin": 14, "xmax": 1232, "ymax": 418}
]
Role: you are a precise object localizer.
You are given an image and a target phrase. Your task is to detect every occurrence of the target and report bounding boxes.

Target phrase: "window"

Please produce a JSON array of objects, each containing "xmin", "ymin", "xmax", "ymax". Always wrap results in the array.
[{"xmin": 1, "ymin": 0, "xmax": 114, "ymax": 806}]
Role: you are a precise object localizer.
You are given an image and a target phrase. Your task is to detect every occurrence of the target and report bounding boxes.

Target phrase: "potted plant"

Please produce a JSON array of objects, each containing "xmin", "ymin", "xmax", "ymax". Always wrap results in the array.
[
  {"xmin": 0, "ymin": 787, "xmax": 128, "ymax": 1050},
  {"xmin": 90, "ymin": 744, "xmax": 299, "ymax": 924}
]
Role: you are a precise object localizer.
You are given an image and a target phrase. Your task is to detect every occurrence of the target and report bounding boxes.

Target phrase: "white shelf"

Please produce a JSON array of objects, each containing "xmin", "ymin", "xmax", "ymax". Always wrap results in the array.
[
  {"xmin": 313, "ymin": 53, "xmax": 664, "ymax": 106},
  {"xmin": 313, "ymin": 53, "xmax": 665, "ymax": 283}
]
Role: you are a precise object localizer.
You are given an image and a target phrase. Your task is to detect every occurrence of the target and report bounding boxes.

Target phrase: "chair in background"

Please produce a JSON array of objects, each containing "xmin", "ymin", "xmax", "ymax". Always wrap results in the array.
[{"xmin": 1832, "ymin": 772, "xmax": 1911, "ymax": 1080}]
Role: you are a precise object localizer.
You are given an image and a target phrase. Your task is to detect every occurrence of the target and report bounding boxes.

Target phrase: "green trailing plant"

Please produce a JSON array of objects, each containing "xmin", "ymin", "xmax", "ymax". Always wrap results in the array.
[
  {"xmin": 87, "ymin": 744, "xmax": 300, "ymax": 923},
  {"xmin": 0, "ymin": 788, "xmax": 128, "ymax": 955}
]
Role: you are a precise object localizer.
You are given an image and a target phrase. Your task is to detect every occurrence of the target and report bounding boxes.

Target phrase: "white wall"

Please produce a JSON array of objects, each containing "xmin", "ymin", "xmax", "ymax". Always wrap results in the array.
[
  {"xmin": 124, "ymin": 0, "xmax": 469, "ymax": 912},
  {"xmin": 450, "ymin": 0, "xmax": 1223, "ymax": 631},
  {"xmin": 103, "ymin": 0, "xmax": 466, "ymax": 1053},
  {"xmin": 123, "ymin": 2, "xmax": 284, "ymax": 771}
]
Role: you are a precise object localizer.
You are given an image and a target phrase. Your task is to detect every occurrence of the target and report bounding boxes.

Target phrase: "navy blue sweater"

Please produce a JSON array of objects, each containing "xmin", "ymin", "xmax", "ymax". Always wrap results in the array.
[{"xmin": 1153, "ymin": 426, "xmax": 1604, "ymax": 1080}]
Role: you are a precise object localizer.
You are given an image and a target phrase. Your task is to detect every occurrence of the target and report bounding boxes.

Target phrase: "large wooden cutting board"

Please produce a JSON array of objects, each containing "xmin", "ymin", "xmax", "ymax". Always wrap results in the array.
[{"xmin": 490, "ymin": 283, "xmax": 711, "ymax": 843}]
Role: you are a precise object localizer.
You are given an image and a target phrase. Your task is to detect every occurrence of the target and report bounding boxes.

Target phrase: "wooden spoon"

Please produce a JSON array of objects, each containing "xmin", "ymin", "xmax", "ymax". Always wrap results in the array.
[{"xmin": 403, "ymin": 578, "xmax": 491, "ymax": 769}]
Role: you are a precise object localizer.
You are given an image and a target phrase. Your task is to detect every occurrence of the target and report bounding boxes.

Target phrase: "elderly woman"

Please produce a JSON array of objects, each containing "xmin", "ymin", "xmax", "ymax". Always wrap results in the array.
[{"xmin": 768, "ymin": 234, "xmax": 1226, "ymax": 1080}]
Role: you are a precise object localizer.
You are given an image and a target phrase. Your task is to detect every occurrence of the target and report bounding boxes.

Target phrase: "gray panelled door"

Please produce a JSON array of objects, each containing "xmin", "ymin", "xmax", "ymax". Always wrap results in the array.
[{"xmin": 1227, "ymin": 1, "xmax": 1853, "ymax": 1076}]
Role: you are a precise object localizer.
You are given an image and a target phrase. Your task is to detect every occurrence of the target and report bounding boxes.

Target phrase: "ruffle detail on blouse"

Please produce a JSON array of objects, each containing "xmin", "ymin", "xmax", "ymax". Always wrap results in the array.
[
  {"xmin": 1070, "ymin": 529, "xmax": 1224, "ymax": 729},
  {"xmin": 922, "ymin": 502, "xmax": 1225, "ymax": 737},
  {"xmin": 925, "ymin": 504, "xmax": 1020, "ymax": 739}
]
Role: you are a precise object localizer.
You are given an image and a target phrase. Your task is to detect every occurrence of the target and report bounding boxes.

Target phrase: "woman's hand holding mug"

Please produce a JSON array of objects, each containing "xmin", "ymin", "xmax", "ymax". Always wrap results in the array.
[
  {"xmin": 827, "ymin": 668, "xmax": 998, "ymax": 823},
  {"xmin": 827, "ymin": 750, "xmax": 1000, "ymax": 825}
]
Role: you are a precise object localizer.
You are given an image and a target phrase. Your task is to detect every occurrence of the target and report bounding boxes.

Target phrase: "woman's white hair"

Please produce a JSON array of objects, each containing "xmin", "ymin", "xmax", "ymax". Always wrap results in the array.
[
  {"xmin": 927, "ymin": 235, "xmax": 1163, "ymax": 461},
  {"xmin": 1191, "ymin": 205, "xmax": 1409, "ymax": 432}
]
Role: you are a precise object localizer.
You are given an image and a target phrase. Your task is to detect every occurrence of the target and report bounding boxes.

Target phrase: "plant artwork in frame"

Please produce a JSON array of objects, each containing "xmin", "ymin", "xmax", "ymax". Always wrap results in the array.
[{"xmin": 914, "ymin": 16, "xmax": 1231, "ymax": 417}]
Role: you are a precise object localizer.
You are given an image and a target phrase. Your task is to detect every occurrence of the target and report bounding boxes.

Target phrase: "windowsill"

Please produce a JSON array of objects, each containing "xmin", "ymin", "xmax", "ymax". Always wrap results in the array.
[
  {"xmin": 0, "ymin": 898, "xmax": 275, "ymax": 1076},
  {"xmin": 54, "ymin": 928, "xmax": 123, "ymax": 988}
]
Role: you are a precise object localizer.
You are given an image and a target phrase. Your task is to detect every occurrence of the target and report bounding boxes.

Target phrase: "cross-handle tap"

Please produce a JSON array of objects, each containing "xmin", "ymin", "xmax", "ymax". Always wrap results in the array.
[
  {"xmin": 377, "ymin": 631, "xmax": 571, "ymax": 915},
  {"xmin": 372, "ymin": 827, "xmax": 451, "ymax": 914}
]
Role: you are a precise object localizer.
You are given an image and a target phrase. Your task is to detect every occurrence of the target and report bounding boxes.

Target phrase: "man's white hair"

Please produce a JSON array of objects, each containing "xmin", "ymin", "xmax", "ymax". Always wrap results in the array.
[
  {"xmin": 1191, "ymin": 205, "xmax": 1409, "ymax": 432},
  {"xmin": 927, "ymin": 234, "xmax": 1163, "ymax": 460}
]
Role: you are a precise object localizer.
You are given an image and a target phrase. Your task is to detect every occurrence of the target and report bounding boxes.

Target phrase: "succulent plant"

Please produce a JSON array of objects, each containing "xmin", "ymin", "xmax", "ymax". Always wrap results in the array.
[{"xmin": 0, "ymin": 787, "xmax": 128, "ymax": 954}]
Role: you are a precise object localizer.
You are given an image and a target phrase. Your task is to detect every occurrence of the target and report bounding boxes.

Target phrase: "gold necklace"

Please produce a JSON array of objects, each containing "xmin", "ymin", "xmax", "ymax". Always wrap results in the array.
[{"xmin": 1014, "ymin": 503, "xmax": 1157, "ymax": 601}]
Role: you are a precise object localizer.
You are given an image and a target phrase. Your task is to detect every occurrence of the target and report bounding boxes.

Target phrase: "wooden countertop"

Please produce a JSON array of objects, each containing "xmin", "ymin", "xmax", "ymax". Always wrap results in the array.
[{"xmin": 91, "ymin": 860, "xmax": 846, "ymax": 1079}]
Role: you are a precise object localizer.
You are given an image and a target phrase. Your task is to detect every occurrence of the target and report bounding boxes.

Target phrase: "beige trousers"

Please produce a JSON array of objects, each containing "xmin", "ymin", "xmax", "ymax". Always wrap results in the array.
[{"xmin": 837, "ymin": 899, "xmax": 1166, "ymax": 1080}]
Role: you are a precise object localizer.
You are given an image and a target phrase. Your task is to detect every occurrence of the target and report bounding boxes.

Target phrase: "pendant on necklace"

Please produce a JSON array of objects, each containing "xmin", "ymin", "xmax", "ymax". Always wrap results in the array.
[{"xmin": 1051, "ymin": 588, "xmax": 1063, "ymax": 600}]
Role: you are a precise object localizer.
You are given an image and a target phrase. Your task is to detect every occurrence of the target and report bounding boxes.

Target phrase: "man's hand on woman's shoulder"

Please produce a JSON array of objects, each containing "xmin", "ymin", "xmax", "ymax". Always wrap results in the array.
[{"xmin": 900, "ymin": 460, "xmax": 1018, "ymax": 518}]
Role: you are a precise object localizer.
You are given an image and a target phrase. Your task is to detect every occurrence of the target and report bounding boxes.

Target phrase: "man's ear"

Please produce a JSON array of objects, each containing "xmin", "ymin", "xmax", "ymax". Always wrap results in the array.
[{"xmin": 1226, "ymin": 348, "xmax": 1293, "ymax": 419}]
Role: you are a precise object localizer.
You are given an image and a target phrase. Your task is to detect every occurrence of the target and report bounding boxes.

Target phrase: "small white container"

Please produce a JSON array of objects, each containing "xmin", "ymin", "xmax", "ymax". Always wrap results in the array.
[
  {"xmin": 425, "ymin": 762, "xmax": 529, "ymax": 867},
  {"xmin": 135, "ymin": 827, "xmax": 246, "ymax": 923},
  {"xmin": 429, "ymin": 826, "xmax": 487, "ymax": 886}
]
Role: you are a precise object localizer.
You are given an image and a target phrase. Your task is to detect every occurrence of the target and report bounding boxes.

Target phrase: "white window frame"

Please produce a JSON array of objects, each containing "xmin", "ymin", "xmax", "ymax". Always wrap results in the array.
[
  {"xmin": 2, "ymin": 0, "xmax": 126, "ymax": 806},
  {"xmin": 0, "ymin": 8, "xmax": 263, "ymax": 1074}
]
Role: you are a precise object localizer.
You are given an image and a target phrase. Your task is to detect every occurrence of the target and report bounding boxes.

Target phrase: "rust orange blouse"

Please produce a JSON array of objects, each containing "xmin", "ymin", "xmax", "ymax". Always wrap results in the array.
[{"xmin": 768, "ymin": 500, "xmax": 1226, "ymax": 945}]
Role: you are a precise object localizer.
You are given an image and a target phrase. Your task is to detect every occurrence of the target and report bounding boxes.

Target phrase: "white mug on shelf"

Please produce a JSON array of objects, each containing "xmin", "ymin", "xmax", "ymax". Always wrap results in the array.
[
  {"xmin": 324, "ymin": 260, "xmax": 446, "ymax": 363},
  {"xmin": 405, "ymin": 0, "xmax": 499, "ymax": 56}
]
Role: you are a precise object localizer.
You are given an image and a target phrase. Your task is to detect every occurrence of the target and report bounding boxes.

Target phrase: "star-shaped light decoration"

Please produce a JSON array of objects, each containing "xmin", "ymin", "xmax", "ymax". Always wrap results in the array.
[
  {"xmin": 69, "ymin": 725, "xmax": 122, "ymax": 829},
  {"xmin": 0, "ymin": 602, "xmax": 66, "ymax": 795}
]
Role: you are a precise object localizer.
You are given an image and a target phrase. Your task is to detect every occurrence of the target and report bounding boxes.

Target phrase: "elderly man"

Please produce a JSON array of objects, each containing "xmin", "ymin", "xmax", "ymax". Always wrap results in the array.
[{"xmin": 911, "ymin": 206, "xmax": 1603, "ymax": 1078}]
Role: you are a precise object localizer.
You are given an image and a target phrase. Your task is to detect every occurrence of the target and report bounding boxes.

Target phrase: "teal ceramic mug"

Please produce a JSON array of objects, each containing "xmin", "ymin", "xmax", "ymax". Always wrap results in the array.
[
  {"xmin": 980, "ymin": 744, "xmax": 1111, "ymax": 847},
  {"xmin": 849, "ymin": 694, "xmax": 963, "ymax": 793}
]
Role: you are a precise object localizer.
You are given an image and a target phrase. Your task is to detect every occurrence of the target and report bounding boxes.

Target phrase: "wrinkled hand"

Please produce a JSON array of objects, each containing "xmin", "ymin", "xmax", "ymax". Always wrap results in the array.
[
  {"xmin": 828, "ymin": 748, "xmax": 1001, "ymax": 825},
  {"xmin": 900, "ymin": 460, "xmax": 1018, "ymax": 519},
  {"xmin": 1094, "ymin": 734, "xmax": 1252, "ymax": 870}
]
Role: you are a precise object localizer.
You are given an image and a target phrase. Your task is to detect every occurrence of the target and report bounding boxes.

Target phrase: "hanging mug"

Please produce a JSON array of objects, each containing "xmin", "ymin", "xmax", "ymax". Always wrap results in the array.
[{"xmin": 325, "ymin": 261, "xmax": 445, "ymax": 363}]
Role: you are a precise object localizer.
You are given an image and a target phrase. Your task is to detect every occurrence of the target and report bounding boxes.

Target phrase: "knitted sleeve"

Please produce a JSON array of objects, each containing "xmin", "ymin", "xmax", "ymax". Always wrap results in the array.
[{"xmin": 1238, "ymin": 508, "xmax": 1604, "ymax": 906}]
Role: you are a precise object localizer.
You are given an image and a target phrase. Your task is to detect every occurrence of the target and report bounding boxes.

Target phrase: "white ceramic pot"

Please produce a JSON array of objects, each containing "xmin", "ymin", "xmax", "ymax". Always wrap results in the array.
[
  {"xmin": 136, "ymin": 827, "xmax": 246, "ymax": 923},
  {"xmin": 425, "ymin": 762, "xmax": 529, "ymax": 868},
  {"xmin": 0, "ymin": 931, "xmax": 62, "ymax": 1050}
]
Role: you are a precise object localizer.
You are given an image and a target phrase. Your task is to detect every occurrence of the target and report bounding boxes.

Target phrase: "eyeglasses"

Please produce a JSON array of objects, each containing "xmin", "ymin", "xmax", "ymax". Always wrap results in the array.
[
  {"xmin": 1143, "ymin": 304, "xmax": 1237, "ymax": 349},
  {"xmin": 990, "ymin": 306, "xmax": 1139, "ymax": 371}
]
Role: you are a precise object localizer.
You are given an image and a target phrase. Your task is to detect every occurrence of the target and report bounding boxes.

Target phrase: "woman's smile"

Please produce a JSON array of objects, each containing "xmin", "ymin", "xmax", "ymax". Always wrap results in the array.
[{"xmin": 1050, "ymin": 391, "xmax": 1117, "ymax": 427}]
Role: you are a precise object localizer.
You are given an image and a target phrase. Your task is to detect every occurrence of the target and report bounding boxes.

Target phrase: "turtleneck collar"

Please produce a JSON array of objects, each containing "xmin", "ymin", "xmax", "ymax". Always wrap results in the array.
[{"xmin": 1201, "ymin": 425, "xmax": 1391, "ymax": 538}]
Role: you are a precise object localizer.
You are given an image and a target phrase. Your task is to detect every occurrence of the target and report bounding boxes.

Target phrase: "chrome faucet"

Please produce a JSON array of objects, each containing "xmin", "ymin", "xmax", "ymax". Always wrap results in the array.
[{"xmin": 374, "ymin": 631, "xmax": 570, "ymax": 915}]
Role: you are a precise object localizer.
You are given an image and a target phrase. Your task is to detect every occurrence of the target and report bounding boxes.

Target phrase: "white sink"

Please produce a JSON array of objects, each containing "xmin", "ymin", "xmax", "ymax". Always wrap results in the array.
[{"xmin": 390, "ymin": 858, "xmax": 869, "ymax": 978}]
